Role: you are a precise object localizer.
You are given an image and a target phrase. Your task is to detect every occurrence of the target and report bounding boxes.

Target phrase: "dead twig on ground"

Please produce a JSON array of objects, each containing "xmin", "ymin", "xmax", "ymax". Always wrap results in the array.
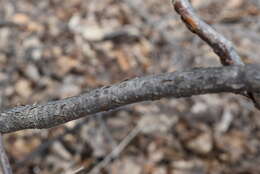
[
  {"xmin": 13, "ymin": 107, "xmax": 129, "ymax": 170},
  {"xmin": 80, "ymin": 125, "xmax": 141, "ymax": 174},
  {"xmin": 0, "ymin": 21, "xmax": 20, "ymax": 28}
]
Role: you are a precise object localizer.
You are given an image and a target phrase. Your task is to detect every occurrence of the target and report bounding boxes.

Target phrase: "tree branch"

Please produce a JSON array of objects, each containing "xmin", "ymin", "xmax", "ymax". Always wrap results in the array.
[
  {"xmin": 0, "ymin": 21, "xmax": 19, "ymax": 28},
  {"xmin": 172, "ymin": 0, "xmax": 260, "ymax": 108},
  {"xmin": 172, "ymin": 0, "xmax": 243, "ymax": 66},
  {"xmin": 0, "ymin": 133, "xmax": 12, "ymax": 174},
  {"xmin": 0, "ymin": 64, "xmax": 260, "ymax": 134}
]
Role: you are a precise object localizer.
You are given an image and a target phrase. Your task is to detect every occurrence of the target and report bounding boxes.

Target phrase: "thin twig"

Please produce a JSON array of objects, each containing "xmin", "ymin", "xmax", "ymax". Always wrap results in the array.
[
  {"xmin": 79, "ymin": 125, "xmax": 141, "ymax": 174},
  {"xmin": 13, "ymin": 119, "xmax": 89, "ymax": 170},
  {"xmin": 123, "ymin": 0, "xmax": 176, "ymax": 45},
  {"xmin": 172, "ymin": 0, "xmax": 243, "ymax": 66},
  {"xmin": 96, "ymin": 115, "xmax": 117, "ymax": 148},
  {"xmin": 0, "ymin": 21, "xmax": 20, "ymax": 28},
  {"xmin": 0, "ymin": 93, "xmax": 13, "ymax": 174},
  {"xmin": 0, "ymin": 65, "xmax": 260, "ymax": 134},
  {"xmin": 13, "ymin": 107, "xmax": 128, "ymax": 169},
  {"xmin": 0, "ymin": 133, "xmax": 12, "ymax": 174},
  {"xmin": 172, "ymin": 0, "xmax": 260, "ymax": 109}
]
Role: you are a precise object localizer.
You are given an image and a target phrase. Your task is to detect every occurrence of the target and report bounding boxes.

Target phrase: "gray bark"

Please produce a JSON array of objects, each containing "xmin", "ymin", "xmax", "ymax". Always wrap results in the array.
[
  {"xmin": 0, "ymin": 64, "xmax": 260, "ymax": 133},
  {"xmin": 173, "ymin": 0, "xmax": 260, "ymax": 109},
  {"xmin": 173, "ymin": 0, "xmax": 243, "ymax": 66}
]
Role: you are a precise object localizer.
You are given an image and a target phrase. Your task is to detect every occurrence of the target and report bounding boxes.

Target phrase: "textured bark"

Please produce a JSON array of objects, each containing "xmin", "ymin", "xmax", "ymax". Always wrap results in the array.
[
  {"xmin": 172, "ymin": 0, "xmax": 260, "ymax": 108},
  {"xmin": 173, "ymin": 0, "xmax": 243, "ymax": 66},
  {"xmin": 0, "ymin": 134, "xmax": 12, "ymax": 174},
  {"xmin": 0, "ymin": 65, "xmax": 259, "ymax": 133}
]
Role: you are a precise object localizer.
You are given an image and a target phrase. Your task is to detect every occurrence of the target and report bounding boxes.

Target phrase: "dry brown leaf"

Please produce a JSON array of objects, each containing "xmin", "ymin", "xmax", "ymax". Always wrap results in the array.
[
  {"xmin": 114, "ymin": 49, "xmax": 131, "ymax": 72},
  {"xmin": 15, "ymin": 79, "xmax": 32, "ymax": 98},
  {"xmin": 57, "ymin": 56, "xmax": 80, "ymax": 75},
  {"xmin": 12, "ymin": 13, "xmax": 30, "ymax": 25}
]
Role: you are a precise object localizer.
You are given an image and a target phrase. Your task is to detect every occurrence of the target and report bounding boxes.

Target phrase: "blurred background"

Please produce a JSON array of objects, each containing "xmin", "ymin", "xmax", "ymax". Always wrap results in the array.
[{"xmin": 0, "ymin": 0, "xmax": 260, "ymax": 173}]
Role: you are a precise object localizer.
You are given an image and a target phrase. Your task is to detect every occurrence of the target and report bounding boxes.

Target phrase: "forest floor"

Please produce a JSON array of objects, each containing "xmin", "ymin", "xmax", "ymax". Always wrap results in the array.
[{"xmin": 0, "ymin": 0, "xmax": 260, "ymax": 173}]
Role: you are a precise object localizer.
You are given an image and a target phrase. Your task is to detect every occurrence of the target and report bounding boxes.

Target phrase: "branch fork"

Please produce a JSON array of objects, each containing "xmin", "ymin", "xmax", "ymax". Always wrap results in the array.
[
  {"xmin": 0, "ymin": 0, "xmax": 259, "ymax": 134},
  {"xmin": 172, "ymin": 0, "xmax": 260, "ymax": 109}
]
